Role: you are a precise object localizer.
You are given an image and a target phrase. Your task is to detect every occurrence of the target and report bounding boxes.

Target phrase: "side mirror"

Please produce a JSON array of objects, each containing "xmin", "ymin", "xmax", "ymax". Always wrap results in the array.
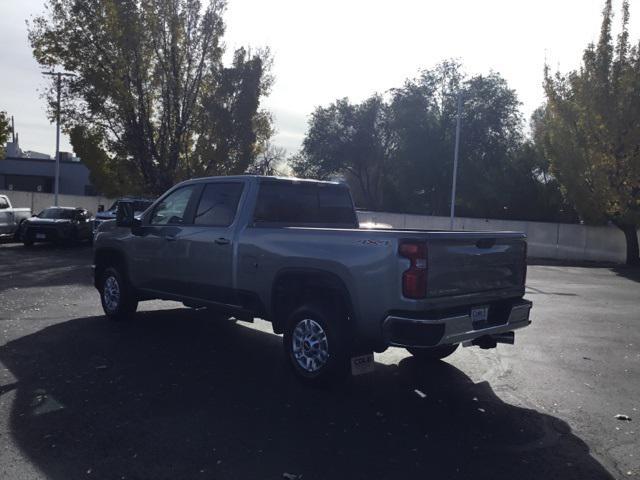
[{"xmin": 116, "ymin": 200, "xmax": 135, "ymax": 227}]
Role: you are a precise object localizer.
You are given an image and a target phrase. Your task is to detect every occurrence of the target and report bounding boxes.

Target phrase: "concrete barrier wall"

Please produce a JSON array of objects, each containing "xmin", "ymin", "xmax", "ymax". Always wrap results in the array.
[
  {"xmin": 0, "ymin": 190, "xmax": 115, "ymax": 216},
  {"xmin": 1, "ymin": 191, "xmax": 635, "ymax": 264},
  {"xmin": 357, "ymin": 210, "xmax": 636, "ymax": 264}
]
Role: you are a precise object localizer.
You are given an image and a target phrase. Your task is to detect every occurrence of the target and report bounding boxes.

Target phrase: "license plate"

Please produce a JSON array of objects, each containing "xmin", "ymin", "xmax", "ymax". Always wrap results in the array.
[
  {"xmin": 351, "ymin": 353, "xmax": 375, "ymax": 376},
  {"xmin": 471, "ymin": 306, "xmax": 489, "ymax": 328},
  {"xmin": 36, "ymin": 233, "xmax": 46, "ymax": 239}
]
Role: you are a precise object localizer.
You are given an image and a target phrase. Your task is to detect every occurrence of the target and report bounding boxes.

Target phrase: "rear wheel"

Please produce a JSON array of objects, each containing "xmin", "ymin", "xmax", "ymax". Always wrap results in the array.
[
  {"xmin": 283, "ymin": 303, "xmax": 350, "ymax": 385},
  {"xmin": 407, "ymin": 344, "xmax": 459, "ymax": 361},
  {"xmin": 100, "ymin": 266, "xmax": 138, "ymax": 321}
]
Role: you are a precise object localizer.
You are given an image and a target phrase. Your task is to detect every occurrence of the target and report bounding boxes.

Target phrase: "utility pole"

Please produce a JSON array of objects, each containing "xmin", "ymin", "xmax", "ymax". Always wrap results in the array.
[
  {"xmin": 449, "ymin": 93, "xmax": 462, "ymax": 230},
  {"xmin": 42, "ymin": 71, "xmax": 75, "ymax": 206}
]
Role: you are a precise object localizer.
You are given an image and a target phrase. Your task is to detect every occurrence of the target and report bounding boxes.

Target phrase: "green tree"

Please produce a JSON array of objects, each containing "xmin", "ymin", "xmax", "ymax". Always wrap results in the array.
[
  {"xmin": 386, "ymin": 61, "xmax": 526, "ymax": 218},
  {"xmin": 292, "ymin": 95, "xmax": 392, "ymax": 209},
  {"xmin": 29, "ymin": 0, "xmax": 272, "ymax": 195},
  {"xmin": 294, "ymin": 60, "xmax": 570, "ymax": 220},
  {"xmin": 541, "ymin": 0, "xmax": 640, "ymax": 264},
  {"xmin": 0, "ymin": 111, "xmax": 11, "ymax": 159}
]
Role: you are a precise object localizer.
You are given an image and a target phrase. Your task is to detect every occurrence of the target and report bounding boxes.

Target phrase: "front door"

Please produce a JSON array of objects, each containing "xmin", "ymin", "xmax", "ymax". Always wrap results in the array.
[
  {"xmin": 130, "ymin": 184, "xmax": 200, "ymax": 293},
  {"xmin": 176, "ymin": 181, "xmax": 245, "ymax": 305}
]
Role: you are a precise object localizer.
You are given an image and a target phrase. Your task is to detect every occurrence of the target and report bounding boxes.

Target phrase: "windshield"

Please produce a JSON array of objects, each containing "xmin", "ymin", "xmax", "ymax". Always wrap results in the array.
[{"xmin": 38, "ymin": 208, "xmax": 75, "ymax": 220}]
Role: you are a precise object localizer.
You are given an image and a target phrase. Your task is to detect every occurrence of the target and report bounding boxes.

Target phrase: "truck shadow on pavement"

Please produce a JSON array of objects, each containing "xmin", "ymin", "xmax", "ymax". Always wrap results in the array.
[{"xmin": 0, "ymin": 309, "xmax": 614, "ymax": 480}]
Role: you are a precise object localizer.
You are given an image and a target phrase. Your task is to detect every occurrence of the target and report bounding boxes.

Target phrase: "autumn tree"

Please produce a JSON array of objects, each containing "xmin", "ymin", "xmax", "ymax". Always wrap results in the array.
[
  {"xmin": 541, "ymin": 0, "xmax": 640, "ymax": 264},
  {"xmin": 29, "ymin": 0, "xmax": 272, "ymax": 195}
]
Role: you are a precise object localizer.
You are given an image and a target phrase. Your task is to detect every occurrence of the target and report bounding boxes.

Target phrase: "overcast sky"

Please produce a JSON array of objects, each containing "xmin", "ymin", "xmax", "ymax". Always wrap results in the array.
[{"xmin": 1, "ymin": 0, "xmax": 637, "ymax": 156}]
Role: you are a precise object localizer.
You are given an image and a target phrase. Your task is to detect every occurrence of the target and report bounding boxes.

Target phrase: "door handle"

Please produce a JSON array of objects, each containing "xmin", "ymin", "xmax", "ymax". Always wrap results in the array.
[
  {"xmin": 215, "ymin": 237, "xmax": 230, "ymax": 245},
  {"xmin": 165, "ymin": 235, "xmax": 177, "ymax": 242}
]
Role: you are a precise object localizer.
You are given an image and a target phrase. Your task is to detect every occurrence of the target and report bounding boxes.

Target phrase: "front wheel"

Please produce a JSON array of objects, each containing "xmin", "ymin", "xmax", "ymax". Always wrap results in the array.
[
  {"xmin": 100, "ymin": 266, "xmax": 138, "ymax": 321},
  {"xmin": 407, "ymin": 343, "xmax": 459, "ymax": 361},
  {"xmin": 283, "ymin": 303, "xmax": 350, "ymax": 385}
]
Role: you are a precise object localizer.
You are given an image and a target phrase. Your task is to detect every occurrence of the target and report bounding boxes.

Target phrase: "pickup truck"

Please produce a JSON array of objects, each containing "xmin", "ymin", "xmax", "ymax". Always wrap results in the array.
[
  {"xmin": 0, "ymin": 194, "xmax": 31, "ymax": 241},
  {"xmin": 93, "ymin": 176, "xmax": 532, "ymax": 383}
]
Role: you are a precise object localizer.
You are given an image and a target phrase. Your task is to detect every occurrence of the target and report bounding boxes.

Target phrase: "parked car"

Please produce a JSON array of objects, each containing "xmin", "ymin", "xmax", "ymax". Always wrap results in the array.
[
  {"xmin": 0, "ymin": 194, "xmax": 31, "ymax": 241},
  {"xmin": 93, "ymin": 176, "xmax": 532, "ymax": 384},
  {"xmin": 93, "ymin": 197, "xmax": 154, "ymax": 234},
  {"xmin": 22, "ymin": 207, "xmax": 94, "ymax": 247}
]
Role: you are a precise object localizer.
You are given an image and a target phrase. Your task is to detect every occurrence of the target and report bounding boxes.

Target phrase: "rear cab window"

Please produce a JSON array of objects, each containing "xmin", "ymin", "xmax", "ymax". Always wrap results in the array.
[{"xmin": 253, "ymin": 181, "xmax": 357, "ymax": 228}]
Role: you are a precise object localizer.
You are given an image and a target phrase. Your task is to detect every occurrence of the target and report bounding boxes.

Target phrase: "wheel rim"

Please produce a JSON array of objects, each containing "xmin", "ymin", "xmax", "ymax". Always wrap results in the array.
[
  {"xmin": 103, "ymin": 275, "xmax": 121, "ymax": 313},
  {"xmin": 292, "ymin": 318, "xmax": 329, "ymax": 373}
]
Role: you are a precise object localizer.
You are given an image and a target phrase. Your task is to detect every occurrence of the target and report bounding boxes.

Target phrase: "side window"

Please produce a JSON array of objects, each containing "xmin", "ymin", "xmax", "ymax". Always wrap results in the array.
[
  {"xmin": 150, "ymin": 186, "xmax": 196, "ymax": 225},
  {"xmin": 0, "ymin": 197, "xmax": 8, "ymax": 209},
  {"xmin": 194, "ymin": 183, "xmax": 244, "ymax": 226}
]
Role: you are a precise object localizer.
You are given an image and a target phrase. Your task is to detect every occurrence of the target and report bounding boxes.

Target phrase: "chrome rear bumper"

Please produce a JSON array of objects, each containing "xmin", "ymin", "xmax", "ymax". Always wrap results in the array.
[{"xmin": 382, "ymin": 299, "xmax": 532, "ymax": 348}]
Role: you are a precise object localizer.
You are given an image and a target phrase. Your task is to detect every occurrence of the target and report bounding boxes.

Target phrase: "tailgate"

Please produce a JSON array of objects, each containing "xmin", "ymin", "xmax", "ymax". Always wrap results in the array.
[{"xmin": 427, "ymin": 233, "xmax": 526, "ymax": 297}]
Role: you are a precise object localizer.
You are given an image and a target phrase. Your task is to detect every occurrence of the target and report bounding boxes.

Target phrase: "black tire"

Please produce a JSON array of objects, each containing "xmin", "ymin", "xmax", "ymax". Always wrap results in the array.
[
  {"xmin": 407, "ymin": 343, "xmax": 459, "ymax": 361},
  {"xmin": 283, "ymin": 303, "xmax": 350, "ymax": 385},
  {"xmin": 14, "ymin": 221, "xmax": 26, "ymax": 242},
  {"xmin": 99, "ymin": 266, "xmax": 138, "ymax": 321}
]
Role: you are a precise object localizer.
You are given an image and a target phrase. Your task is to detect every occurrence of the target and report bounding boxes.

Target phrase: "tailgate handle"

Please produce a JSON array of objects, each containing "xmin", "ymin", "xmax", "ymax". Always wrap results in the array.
[{"xmin": 476, "ymin": 238, "xmax": 496, "ymax": 249}]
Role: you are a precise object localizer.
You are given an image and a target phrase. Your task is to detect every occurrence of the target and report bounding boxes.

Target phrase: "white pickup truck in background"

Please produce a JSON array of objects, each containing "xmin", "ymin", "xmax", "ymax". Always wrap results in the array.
[{"xmin": 0, "ymin": 194, "xmax": 32, "ymax": 241}]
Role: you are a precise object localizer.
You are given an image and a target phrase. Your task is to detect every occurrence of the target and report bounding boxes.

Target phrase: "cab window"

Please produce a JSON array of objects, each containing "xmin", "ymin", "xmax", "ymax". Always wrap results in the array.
[
  {"xmin": 194, "ymin": 183, "xmax": 244, "ymax": 226},
  {"xmin": 149, "ymin": 186, "xmax": 197, "ymax": 225}
]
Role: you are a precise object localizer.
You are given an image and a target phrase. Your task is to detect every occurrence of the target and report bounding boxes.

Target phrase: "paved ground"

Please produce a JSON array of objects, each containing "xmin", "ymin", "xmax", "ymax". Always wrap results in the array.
[{"xmin": 0, "ymin": 243, "xmax": 638, "ymax": 480}]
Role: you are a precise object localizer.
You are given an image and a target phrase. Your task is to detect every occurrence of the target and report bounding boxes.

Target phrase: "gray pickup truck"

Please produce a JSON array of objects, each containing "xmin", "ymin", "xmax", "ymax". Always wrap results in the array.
[{"xmin": 94, "ymin": 175, "xmax": 531, "ymax": 383}]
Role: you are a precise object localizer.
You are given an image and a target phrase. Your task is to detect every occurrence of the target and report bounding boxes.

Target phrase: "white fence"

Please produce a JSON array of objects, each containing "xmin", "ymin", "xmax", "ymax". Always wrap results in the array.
[
  {"xmin": 0, "ymin": 190, "xmax": 115, "ymax": 216},
  {"xmin": 2, "ymin": 189, "xmax": 634, "ymax": 263},
  {"xmin": 357, "ymin": 211, "xmax": 636, "ymax": 264}
]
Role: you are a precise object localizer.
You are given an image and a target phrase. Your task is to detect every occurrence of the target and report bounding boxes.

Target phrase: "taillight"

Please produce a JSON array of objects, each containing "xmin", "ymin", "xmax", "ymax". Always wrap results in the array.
[{"xmin": 399, "ymin": 241, "xmax": 427, "ymax": 299}]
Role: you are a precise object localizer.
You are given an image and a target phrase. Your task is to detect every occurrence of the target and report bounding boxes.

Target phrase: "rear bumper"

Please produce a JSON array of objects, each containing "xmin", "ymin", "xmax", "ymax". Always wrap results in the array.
[{"xmin": 382, "ymin": 299, "xmax": 532, "ymax": 348}]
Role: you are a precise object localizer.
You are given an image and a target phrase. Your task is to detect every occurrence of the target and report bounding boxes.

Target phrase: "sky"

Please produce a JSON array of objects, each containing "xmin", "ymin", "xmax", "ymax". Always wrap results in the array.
[{"xmin": 1, "ymin": 0, "xmax": 638, "ymax": 156}]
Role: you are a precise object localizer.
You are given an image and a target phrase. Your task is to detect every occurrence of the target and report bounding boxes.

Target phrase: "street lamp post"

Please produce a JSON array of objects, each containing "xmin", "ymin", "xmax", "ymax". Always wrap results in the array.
[
  {"xmin": 449, "ymin": 92, "xmax": 462, "ymax": 230},
  {"xmin": 42, "ymin": 71, "xmax": 75, "ymax": 206}
]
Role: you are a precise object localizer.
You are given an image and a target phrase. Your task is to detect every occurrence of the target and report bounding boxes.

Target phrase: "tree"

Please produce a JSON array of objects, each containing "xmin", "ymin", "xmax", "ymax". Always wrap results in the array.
[
  {"xmin": 386, "ymin": 61, "xmax": 526, "ymax": 218},
  {"xmin": 292, "ymin": 95, "xmax": 392, "ymax": 210},
  {"xmin": 294, "ymin": 60, "xmax": 569, "ymax": 220},
  {"xmin": 247, "ymin": 140, "xmax": 287, "ymax": 176},
  {"xmin": 0, "ymin": 111, "xmax": 11, "ymax": 159},
  {"xmin": 29, "ymin": 0, "xmax": 272, "ymax": 195},
  {"xmin": 541, "ymin": 0, "xmax": 640, "ymax": 265}
]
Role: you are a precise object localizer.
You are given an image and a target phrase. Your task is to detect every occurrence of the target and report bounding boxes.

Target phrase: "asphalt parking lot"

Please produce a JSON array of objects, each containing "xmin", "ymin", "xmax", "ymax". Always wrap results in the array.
[{"xmin": 0, "ymin": 243, "xmax": 638, "ymax": 480}]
